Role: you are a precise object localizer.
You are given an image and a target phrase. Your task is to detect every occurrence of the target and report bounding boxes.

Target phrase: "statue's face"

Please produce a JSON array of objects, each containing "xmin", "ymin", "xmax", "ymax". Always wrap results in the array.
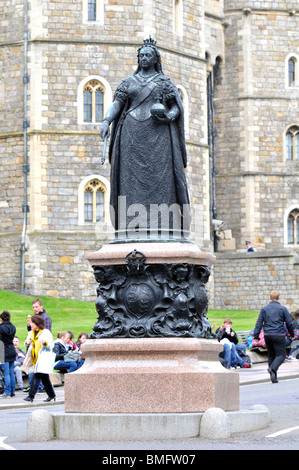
[{"xmin": 138, "ymin": 46, "xmax": 157, "ymax": 70}]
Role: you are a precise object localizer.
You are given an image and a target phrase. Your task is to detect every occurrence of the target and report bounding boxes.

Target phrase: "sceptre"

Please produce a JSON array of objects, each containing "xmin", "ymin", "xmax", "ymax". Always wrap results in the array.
[{"xmin": 101, "ymin": 135, "xmax": 108, "ymax": 165}]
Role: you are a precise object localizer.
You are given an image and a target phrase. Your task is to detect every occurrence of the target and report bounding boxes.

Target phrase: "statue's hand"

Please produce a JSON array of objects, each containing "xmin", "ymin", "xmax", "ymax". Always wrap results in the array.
[
  {"xmin": 101, "ymin": 120, "xmax": 110, "ymax": 140},
  {"xmin": 152, "ymin": 112, "xmax": 173, "ymax": 123}
]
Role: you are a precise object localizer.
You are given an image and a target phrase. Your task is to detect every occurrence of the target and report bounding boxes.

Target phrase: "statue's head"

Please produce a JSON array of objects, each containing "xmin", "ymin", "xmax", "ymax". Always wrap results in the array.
[{"xmin": 135, "ymin": 36, "xmax": 163, "ymax": 74}]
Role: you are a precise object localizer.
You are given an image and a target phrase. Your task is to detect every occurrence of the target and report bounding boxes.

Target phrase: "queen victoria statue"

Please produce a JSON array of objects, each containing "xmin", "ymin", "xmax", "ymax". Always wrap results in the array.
[{"xmin": 101, "ymin": 36, "xmax": 191, "ymax": 241}]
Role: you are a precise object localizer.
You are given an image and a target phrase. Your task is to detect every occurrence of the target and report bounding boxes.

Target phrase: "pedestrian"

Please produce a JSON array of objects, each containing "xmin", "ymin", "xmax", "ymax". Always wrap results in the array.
[
  {"xmin": 0, "ymin": 311, "xmax": 17, "ymax": 398},
  {"xmin": 23, "ymin": 315, "xmax": 56, "ymax": 403},
  {"xmin": 30, "ymin": 298, "xmax": 52, "ymax": 332},
  {"xmin": 253, "ymin": 290, "xmax": 295, "ymax": 383},
  {"xmin": 245, "ymin": 241, "xmax": 255, "ymax": 252}
]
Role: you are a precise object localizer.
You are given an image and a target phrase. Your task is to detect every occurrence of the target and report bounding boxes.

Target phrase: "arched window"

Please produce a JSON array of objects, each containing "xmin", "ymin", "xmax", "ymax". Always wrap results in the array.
[
  {"xmin": 177, "ymin": 85, "xmax": 189, "ymax": 136},
  {"xmin": 83, "ymin": 179, "xmax": 105, "ymax": 223},
  {"xmin": 285, "ymin": 54, "xmax": 299, "ymax": 88},
  {"xmin": 83, "ymin": 80, "xmax": 104, "ymax": 123},
  {"xmin": 78, "ymin": 76, "xmax": 112, "ymax": 126},
  {"xmin": 287, "ymin": 208, "xmax": 299, "ymax": 245},
  {"xmin": 78, "ymin": 174, "xmax": 111, "ymax": 226},
  {"xmin": 173, "ymin": 0, "xmax": 183, "ymax": 36},
  {"xmin": 288, "ymin": 57, "xmax": 296, "ymax": 87},
  {"xmin": 286, "ymin": 126, "xmax": 299, "ymax": 161}
]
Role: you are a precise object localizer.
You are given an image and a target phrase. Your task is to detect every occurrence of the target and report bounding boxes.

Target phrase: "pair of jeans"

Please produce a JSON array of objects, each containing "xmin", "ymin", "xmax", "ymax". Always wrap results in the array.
[
  {"xmin": 29, "ymin": 372, "xmax": 55, "ymax": 399},
  {"xmin": 14, "ymin": 361, "xmax": 24, "ymax": 389},
  {"xmin": 264, "ymin": 334, "xmax": 286, "ymax": 372},
  {"xmin": 2, "ymin": 361, "xmax": 15, "ymax": 396},
  {"xmin": 223, "ymin": 343, "xmax": 245, "ymax": 368},
  {"xmin": 54, "ymin": 359, "xmax": 84, "ymax": 373}
]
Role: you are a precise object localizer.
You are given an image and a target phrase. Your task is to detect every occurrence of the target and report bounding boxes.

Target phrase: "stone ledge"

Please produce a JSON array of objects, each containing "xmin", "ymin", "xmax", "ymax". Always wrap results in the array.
[
  {"xmin": 51, "ymin": 407, "xmax": 270, "ymax": 441},
  {"xmin": 215, "ymin": 248, "xmax": 299, "ymax": 260}
]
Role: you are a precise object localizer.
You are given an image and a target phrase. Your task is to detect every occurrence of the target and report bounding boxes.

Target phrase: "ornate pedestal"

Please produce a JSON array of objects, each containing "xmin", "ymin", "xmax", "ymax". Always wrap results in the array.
[
  {"xmin": 64, "ymin": 241, "xmax": 240, "ymax": 414},
  {"xmin": 84, "ymin": 242, "xmax": 216, "ymax": 339}
]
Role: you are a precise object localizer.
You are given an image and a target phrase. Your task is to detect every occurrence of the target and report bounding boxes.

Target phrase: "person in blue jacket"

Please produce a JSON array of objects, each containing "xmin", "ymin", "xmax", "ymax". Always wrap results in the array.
[{"xmin": 254, "ymin": 290, "xmax": 295, "ymax": 383}]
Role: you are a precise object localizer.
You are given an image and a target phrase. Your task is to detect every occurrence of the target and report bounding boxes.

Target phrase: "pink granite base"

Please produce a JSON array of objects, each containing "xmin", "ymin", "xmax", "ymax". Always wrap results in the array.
[
  {"xmin": 64, "ymin": 338, "xmax": 239, "ymax": 413},
  {"xmin": 85, "ymin": 241, "xmax": 216, "ymax": 267}
]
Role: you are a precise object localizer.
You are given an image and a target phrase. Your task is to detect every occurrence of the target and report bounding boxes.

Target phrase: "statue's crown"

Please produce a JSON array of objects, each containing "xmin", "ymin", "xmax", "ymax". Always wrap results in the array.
[{"xmin": 143, "ymin": 35, "xmax": 157, "ymax": 47}]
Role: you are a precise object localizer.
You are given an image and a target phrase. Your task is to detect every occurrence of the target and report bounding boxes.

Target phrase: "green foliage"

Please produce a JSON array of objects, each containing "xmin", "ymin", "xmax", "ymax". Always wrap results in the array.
[{"xmin": 0, "ymin": 289, "xmax": 259, "ymax": 346}]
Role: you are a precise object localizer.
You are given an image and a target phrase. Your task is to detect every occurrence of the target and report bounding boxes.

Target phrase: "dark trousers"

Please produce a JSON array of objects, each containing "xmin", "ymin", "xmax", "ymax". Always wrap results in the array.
[
  {"xmin": 264, "ymin": 335, "xmax": 286, "ymax": 372},
  {"xmin": 29, "ymin": 372, "xmax": 55, "ymax": 399}
]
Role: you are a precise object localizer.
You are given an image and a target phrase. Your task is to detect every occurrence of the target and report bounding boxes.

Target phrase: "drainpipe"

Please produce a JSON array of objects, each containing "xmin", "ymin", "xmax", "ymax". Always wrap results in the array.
[
  {"xmin": 207, "ymin": 72, "xmax": 217, "ymax": 251},
  {"xmin": 21, "ymin": 0, "xmax": 30, "ymax": 294}
]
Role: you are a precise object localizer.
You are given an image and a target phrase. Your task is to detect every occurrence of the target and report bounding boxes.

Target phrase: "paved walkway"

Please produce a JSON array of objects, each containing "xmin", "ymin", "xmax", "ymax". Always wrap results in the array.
[
  {"xmin": 238, "ymin": 358, "xmax": 299, "ymax": 385},
  {"xmin": 1, "ymin": 360, "xmax": 299, "ymax": 411}
]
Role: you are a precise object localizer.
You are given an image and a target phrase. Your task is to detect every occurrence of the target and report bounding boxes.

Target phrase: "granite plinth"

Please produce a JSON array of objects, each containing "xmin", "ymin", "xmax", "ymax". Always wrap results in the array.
[
  {"xmin": 85, "ymin": 241, "xmax": 216, "ymax": 267},
  {"xmin": 64, "ymin": 338, "xmax": 239, "ymax": 414}
]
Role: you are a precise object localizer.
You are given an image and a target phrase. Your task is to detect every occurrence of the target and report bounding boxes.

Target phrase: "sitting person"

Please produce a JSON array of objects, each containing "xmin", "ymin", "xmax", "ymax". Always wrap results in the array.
[
  {"xmin": 75, "ymin": 332, "xmax": 88, "ymax": 350},
  {"xmin": 13, "ymin": 336, "xmax": 26, "ymax": 391},
  {"xmin": 75, "ymin": 332, "xmax": 88, "ymax": 361},
  {"xmin": 53, "ymin": 331, "xmax": 84, "ymax": 373},
  {"xmin": 216, "ymin": 318, "xmax": 251, "ymax": 369},
  {"xmin": 67, "ymin": 331, "xmax": 78, "ymax": 350},
  {"xmin": 286, "ymin": 310, "xmax": 299, "ymax": 360}
]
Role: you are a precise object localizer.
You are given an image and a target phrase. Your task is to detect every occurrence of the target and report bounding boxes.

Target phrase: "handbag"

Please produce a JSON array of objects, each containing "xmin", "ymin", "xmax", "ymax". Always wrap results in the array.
[
  {"xmin": 35, "ymin": 346, "xmax": 56, "ymax": 374},
  {"xmin": 252, "ymin": 330, "xmax": 266, "ymax": 348},
  {"xmin": 20, "ymin": 344, "xmax": 34, "ymax": 375},
  {"xmin": 64, "ymin": 350, "xmax": 82, "ymax": 362}
]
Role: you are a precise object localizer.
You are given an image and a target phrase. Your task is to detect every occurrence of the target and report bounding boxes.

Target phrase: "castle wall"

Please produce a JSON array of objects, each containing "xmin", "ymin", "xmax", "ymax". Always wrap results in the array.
[
  {"xmin": 214, "ymin": 4, "xmax": 299, "ymax": 250},
  {"xmin": 213, "ymin": 250, "xmax": 299, "ymax": 312}
]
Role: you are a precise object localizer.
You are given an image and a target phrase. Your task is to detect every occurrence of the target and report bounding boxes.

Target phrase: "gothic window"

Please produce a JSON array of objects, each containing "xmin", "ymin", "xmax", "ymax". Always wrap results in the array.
[
  {"xmin": 287, "ymin": 209, "xmax": 299, "ymax": 245},
  {"xmin": 78, "ymin": 76, "xmax": 112, "ymax": 126},
  {"xmin": 286, "ymin": 126, "xmax": 299, "ymax": 161},
  {"xmin": 83, "ymin": 80, "xmax": 104, "ymax": 123},
  {"xmin": 84, "ymin": 179, "xmax": 105, "ymax": 223}
]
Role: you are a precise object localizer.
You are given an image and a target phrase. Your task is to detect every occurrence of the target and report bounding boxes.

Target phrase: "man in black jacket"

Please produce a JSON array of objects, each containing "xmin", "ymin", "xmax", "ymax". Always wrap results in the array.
[{"xmin": 254, "ymin": 290, "xmax": 295, "ymax": 383}]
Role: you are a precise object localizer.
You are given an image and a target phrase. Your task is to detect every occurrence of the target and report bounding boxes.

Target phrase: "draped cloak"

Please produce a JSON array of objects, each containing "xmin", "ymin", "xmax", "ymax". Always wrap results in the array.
[{"xmin": 108, "ymin": 72, "xmax": 191, "ymax": 239}]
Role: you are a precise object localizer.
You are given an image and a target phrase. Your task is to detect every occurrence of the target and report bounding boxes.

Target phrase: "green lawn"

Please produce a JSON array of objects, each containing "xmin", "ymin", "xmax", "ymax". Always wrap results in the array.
[
  {"xmin": 0, "ymin": 289, "xmax": 97, "ymax": 345},
  {"xmin": 207, "ymin": 309, "xmax": 259, "ymax": 333},
  {"xmin": 0, "ymin": 289, "xmax": 259, "ymax": 346}
]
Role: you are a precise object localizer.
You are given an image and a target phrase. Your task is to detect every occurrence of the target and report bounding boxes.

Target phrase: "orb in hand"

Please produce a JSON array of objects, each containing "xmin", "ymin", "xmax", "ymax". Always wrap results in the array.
[{"xmin": 150, "ymin": 102, "xmax": 166, "ymax": 118}]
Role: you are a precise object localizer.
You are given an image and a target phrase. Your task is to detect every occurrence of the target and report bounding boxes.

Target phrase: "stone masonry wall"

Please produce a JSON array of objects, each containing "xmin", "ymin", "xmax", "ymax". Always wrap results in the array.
[
  {"xmin": 214, "ymin": 6, "xmax": 299, "ymax": 250},
  {"xmin": 213, "ymin": 249, "xmax": 299, "ymax": 311}
]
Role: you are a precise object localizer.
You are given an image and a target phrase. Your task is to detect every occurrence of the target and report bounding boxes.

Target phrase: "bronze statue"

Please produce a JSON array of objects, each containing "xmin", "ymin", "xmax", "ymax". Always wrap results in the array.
[{"xmin": 101, "ymin": 37, "xmax": 191, "ymax": 240}]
